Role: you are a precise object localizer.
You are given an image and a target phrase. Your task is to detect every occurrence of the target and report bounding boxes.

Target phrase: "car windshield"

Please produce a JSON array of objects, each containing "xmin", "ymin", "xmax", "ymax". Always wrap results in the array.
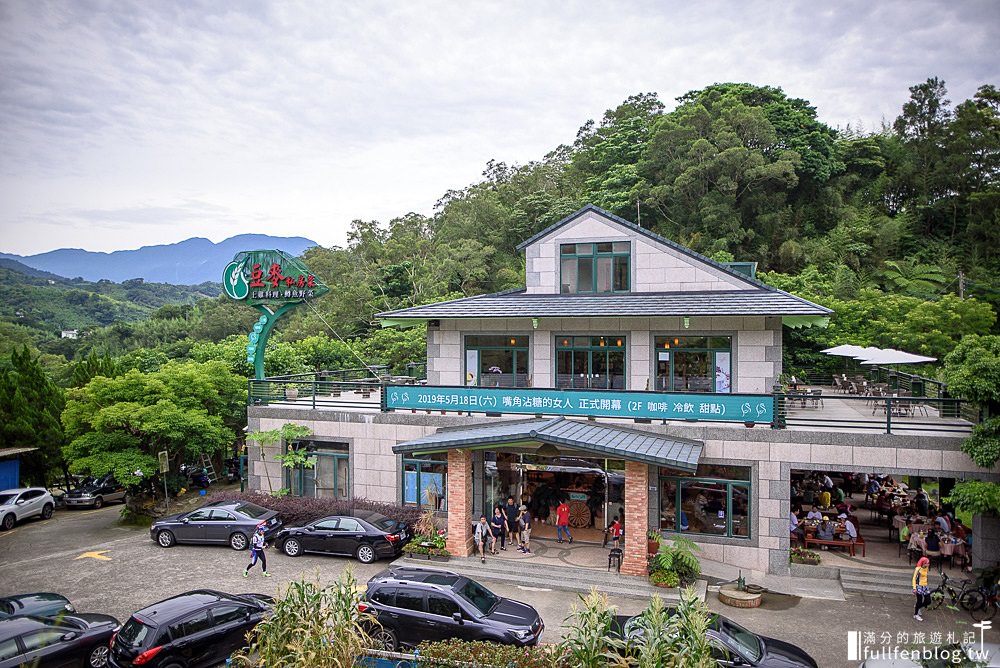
[
  {"xmin": 366, "ymin": 514, "xmax": 397, "ymax": 531},
  {"xmin": 236, "ymin": 503, "xmax": 270, "ymax": 519},
  {"xmin": 117, "ymin": 617, "xmax": 153, "ymax": 648},
  {"xmin": 0, "ymin": 494, "xmax": 15, "ymax": 506},
  {"xmin": 718, "ymin": 618, "xmax": 763, "ymax": 663},
  {"xmin": 457, "ymin": 579, "xmax": 499, "ymax": 616}
]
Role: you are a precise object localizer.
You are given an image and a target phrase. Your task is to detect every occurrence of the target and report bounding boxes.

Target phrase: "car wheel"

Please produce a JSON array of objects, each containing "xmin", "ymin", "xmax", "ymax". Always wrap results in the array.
[
  {"xmin": 156, "ymin": 530, "xmax": 176, "ymax": 548},
  {"xmin": 370, "ymin": 627, "xmax": 397, "ymax": 651},
  {"xmin": 93, "ymin": 497, "xmax": 104, "ymax": 509},
  {"xmin": 356, "ymin": 544, "xmax": 377, "ymax": 564},
  {"xmin": 41, "ymin": 503, "xmax": 54, "ymax": 520},
  {"xmin": 283, "ymin": 538, "xmax": 301, "ymax": 557},
  {"xmin": 86, "ymin": 642, "xmax": 110, "ymax": 667},
  {"xmin": 1, "ymin": 514, "xmax": 14, "ymax": 531},
  {"xmin": 230, "ymin": 532, "xmax": 249, "ymax": 550}
]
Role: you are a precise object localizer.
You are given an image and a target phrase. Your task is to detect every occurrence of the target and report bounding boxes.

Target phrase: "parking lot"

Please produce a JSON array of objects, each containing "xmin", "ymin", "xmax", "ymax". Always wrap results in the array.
[{"xmin": 0, "ymin": 505, "xmax": 992, "ymax": 667}]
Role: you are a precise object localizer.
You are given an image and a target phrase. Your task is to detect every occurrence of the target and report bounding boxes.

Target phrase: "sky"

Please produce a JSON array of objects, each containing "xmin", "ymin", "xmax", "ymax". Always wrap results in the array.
[{"xmin": 0, "ymin": 1, "xmax": 997, "ymax": 256}]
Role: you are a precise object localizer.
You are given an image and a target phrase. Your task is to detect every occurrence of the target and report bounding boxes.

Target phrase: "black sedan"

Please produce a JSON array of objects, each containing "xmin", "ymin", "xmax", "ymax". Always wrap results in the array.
[
  {"xmin": 0, "ymin": 613, "xmax": 120, "ymax": 668},
  {"xmin": 276, "ymin": 510, "xmax": 410, "ymax": 564},
  {"xmin": 618, "ymin": 611, "xmax": 817, "ymax": 667},
  {"xmin": 108, "ymin": 590, "xmax": 273, "ymax": 668},
  {"xmin": 150, "ymin": 500, "xmax": 282, "ymax": 551},
  {"xmin": 0, "ymin": 592, "xmax": 75, "ymax": 619}
]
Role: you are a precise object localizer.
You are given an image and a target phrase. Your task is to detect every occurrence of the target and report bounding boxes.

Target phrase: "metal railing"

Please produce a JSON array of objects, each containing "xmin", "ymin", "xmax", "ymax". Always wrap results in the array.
[{"xmin": 249, "ymin": 372, "xmax": 975, "ymax": 436}]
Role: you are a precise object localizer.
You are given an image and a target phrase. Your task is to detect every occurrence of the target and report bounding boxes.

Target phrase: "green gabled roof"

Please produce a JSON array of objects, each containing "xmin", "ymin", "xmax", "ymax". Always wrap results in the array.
[{"xmin": 392, "ymin": 417, "xmax": 703, "ymax": 472}]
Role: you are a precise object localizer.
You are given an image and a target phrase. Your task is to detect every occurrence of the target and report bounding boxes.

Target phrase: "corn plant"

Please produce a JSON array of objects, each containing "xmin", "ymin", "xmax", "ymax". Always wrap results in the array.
[{"xmin": 556, "ymin": 589, "xmax": 627, "ymax": 668}]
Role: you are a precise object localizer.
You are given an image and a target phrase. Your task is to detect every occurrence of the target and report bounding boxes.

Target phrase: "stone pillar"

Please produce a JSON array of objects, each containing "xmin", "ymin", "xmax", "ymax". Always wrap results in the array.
[
  {"xmin": 972, "ymin": 513, "xmax": 1000, "ymax": 570},
  {"xmin": 446, "ymin": 449, "xmax": 474, "ymax": 557},
  {"xmin": 622, "ymin": 461, "xmax": 650, "ymax": 576}
]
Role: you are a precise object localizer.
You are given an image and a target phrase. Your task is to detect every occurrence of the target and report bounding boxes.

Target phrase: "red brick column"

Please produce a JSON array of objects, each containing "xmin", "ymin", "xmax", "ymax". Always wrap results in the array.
[
  {"xmin": 621, "ymin": 461, "xmax": 650, "ymax": 576},
  {"xmin": 446, "ymin": 449, "xmax": 474, "ymax": 557}
]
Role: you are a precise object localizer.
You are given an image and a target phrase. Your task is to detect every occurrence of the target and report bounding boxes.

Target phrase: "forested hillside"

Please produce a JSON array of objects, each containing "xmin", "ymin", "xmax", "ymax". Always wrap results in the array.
[{"xmin": 2, "ymin": 78, "xmax": 997, "ymax": 380}]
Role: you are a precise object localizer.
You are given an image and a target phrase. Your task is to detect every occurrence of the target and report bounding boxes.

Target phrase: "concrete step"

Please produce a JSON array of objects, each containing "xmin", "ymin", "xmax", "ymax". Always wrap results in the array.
[
  {"xmin": 391, "ymin": 556, "xmax": 706, "ymax": 602},
  {"xmin": 840, "ymin": 567, "xmax": 917, "ymax": 597}
]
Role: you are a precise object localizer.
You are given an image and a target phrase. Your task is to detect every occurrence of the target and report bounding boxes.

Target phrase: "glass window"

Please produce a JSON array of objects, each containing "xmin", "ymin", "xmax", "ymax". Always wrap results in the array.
[
  {"xmin": 465, "ymin": 335, "xmax": 529, "ymax": 388},
  {"xmin": 117, "ymin": 618, "xmax": 153, "ymax": 648},
  {"xmin": 209, "ymin": 510, "xmax": 235, "ymax": 521},
  {"xmin": 394, "ymin": 590, "xmax": 424, "ymax": 612},
  {"xmin": 426, "ymin": 594, "xmax": 460, "ymax": 618},
  {"xmin": 560, "ymin": 242, "xmax": 630, "ymax": 293},
  {"xmin": 186, "ymin": 509, "xmax": 212, "ymax": 521},
  {"xmin": 236, "ymin": 503, "xmax": 271, "ymax": 519},
  {"xmin": 654, "ymin": 336, "xmax": 732, "ymax": 393},
  {"xmin": 370, "ymin": 587, "xmax": 394, "ymax": 606},
  {"xmin": 212, "ymin": 604, "xmax": 248, "ymax": 625},
  {"xmin": 555, "ymin": 335, "xmax": 626, "ymax": 389},
  {"xmin": 457, "ymin": 580, "xmax": 499, "ymax": 616},
  {"xmin": 170, "ymin": 610, "xmax": 212, "ymax": 639},
  {"xmin": 403, "ymin": 454, "xmax": 448, "ymax": 511},
  {"xmin": 338, "ymin": 518, "xmax": 362, "ymax": 532},
  {"xmin": 314, "ymin": 519, "xmax": 339, "ymax": 530},
  {"xmin": 658, "ymin": 465, "xmax": 750, "ymax": 539},
  {"xmin": 0, "ymin": 638, "xmax": 19, "ymax": 662},
  {"xmin": 21, "ymin": 629, "xmax": 64, "ymax": 652}
]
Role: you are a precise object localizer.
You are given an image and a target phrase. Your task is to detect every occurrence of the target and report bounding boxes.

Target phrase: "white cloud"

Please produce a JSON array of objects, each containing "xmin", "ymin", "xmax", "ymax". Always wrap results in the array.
[{"xmin": 0, "ymin": 0, "xmax": 997, "ymax": 254}]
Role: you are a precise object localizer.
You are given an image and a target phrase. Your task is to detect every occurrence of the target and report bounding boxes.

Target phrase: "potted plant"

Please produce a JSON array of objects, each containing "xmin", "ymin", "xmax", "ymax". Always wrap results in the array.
[
  {"xmin": 649, "ymin": 568, "xmax": 680, "ymax": 589},
  {"xmin": 646, "ymin": 529, "xmax": 662, "ymax": 557},
  {"xmin": 789, "ymin": 546, "xmax": 822, "ymax": 565}
]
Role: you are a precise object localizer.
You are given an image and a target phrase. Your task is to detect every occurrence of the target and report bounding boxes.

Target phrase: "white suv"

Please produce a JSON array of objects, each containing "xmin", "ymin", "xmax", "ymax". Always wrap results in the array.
[{"xmin": 0, "ymin": 488, "xmax": 56, "ymax": 531}]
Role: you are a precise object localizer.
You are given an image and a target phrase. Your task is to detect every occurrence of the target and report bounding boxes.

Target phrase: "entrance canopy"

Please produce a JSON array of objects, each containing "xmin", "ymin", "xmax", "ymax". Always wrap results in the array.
[{"xmin": 392, "ymin": 417, "xmax": 703, "ymax": 472}]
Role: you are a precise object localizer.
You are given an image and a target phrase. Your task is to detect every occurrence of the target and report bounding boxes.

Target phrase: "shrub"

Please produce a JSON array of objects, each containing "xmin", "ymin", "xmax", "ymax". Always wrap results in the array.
[
  {"xmin": 208, "ymin": 490, "xmax": 421, "ymax": 528},
  {"xmin": 651, "ymin": 536, "xmax": 701, "ymax": 585},
  {"xmin": 649, "ymin": 569, "xmax": 680, "ymax": 588},
  {"xmin": 416, "ymin": 639, "xmax": 562, "ymax": 667}
]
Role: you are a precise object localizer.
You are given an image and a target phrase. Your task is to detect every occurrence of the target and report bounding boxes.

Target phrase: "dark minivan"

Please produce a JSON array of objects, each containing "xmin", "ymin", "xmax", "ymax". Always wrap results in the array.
[
  {"xmin": 363, "ymin": 567, "xmax": 543, "ymax": 651},
  {"xmin": 108, "ymin": 590, "xmax": 272, "ymax": 668}
]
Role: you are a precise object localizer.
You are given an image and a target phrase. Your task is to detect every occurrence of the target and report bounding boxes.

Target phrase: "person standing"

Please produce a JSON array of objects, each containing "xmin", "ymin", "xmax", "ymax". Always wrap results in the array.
[
  {"xmin": 517, "ymin": 504, "xmax": 533, "ymax": 553},
  {"xmin": 473, "ymin": 515, "xmax": 492, "ymax": 563},
  {"xmin": 555, "ymin": 500, "xmax": 573, "ymax": 544},
  {"xmin": 916, "ymin": 488, "xmax": 930, "ymax": 516},
  {"xmin": 243, "ymin": 523, "xmax": 271, "ymax": 578},
  {"xmin": 503, "ymin": 496, "xmax": 519, "ymax": 549},
  {"xmin": 489, "ymin": 506, "xmax": 506, "ymax": 552},
  {"xmin": 912, "ymin": 556, "xmax": 931, "ymax": 621},
  {"xmin": 609, "ymin": 515, "xmax": 622, "ymax": 550}
]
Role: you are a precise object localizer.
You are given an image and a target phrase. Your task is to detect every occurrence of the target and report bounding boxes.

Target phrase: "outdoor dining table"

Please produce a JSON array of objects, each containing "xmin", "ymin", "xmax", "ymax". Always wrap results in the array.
[
  {"xmin": 908, "ymin": 533, "xmax": 967, "ymax": 558},
  {"xmin": 892, "ymin": 515, "xmax": 929, "ymax": 530}
]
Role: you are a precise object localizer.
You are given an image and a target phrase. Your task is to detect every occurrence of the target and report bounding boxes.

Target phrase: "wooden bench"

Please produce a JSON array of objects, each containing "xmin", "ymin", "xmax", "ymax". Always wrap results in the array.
[
  {"xmin": 804, "ymin": 536, "xmax": 855, "ymax": 557},
  {"xmin": 855, "ymin": 536, "xmax": 866, "ymax": 557}
]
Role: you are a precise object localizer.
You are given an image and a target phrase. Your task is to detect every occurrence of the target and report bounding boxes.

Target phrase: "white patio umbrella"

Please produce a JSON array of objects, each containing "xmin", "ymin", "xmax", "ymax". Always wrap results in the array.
[
  {"xmin": 821, "ymin": 344, "xmax": 871, "ymax": 357},
  {"xmin": 859, "ymin": 349, "xmax": 937, "ymax": 365},
  {"xmin": 849, "ymin": 346, "xmax": 884, "ymax": 360}
]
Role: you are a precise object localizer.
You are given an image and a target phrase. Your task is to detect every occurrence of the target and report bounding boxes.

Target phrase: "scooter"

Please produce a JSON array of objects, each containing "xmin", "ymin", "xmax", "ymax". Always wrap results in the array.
[
  {"xmin": 223, "ymin": 457, "xmax": 241, "ymax": 483},
  {"xmin": 179, "ymin": 464, "xmax": 211, "ymax": 489}
]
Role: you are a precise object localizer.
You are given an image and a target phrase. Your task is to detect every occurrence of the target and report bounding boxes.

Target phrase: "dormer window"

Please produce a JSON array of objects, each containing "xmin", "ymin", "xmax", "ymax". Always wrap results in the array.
[{"xmin": 560, "ymin": 242, "xmax": 630, "ymax": 294}]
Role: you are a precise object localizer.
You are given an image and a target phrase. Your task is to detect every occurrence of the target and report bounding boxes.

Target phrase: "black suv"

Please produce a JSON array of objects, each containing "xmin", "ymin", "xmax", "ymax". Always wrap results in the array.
[
  {"xmin": 108, "ymin": 590, "xmax": 273, "ymax": 668},
  {"xmin": 363, "ymin": 567, "xmax": 543, "ymax": 650}
]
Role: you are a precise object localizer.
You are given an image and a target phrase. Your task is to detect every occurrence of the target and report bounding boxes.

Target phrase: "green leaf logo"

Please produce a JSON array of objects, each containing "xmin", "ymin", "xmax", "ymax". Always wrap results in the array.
[{"xmin": 223, "ymin": 260, "xmax": 249, "ymax": 300}]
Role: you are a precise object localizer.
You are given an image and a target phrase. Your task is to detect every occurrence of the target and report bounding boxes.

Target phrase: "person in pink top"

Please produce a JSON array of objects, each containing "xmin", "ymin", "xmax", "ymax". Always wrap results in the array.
[{"xmin": 555, "ymin": 500, "xmax": 573, "ymax": 544}]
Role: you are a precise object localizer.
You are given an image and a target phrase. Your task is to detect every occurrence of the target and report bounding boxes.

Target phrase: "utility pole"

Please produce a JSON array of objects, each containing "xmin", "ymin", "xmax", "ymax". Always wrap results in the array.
[{"xmin": 958, "ymin": 270, "xmax": 965, "ymax": 299}]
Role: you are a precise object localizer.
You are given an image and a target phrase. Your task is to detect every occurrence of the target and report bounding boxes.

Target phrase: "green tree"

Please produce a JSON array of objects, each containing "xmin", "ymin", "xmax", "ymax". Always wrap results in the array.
[
  {"xmin": 61, "ymin": 361, "xmax": 244, "ymax": 484},
  {"xmin": 0, "ymin": 347, "xmax": 65, "ymax": 485}
]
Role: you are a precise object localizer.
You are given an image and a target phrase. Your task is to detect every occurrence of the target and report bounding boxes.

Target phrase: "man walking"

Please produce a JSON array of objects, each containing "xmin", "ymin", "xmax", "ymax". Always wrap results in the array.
[
  {"xmin": 503, "ymin": 496, "xmax": 519, "ymax": 550},
  {"xmin": 555, "ymin": 499, "xmax": 573, "ymax": 544}
]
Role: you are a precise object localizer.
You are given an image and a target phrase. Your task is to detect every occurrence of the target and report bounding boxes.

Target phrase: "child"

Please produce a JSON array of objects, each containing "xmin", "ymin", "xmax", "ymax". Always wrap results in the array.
[{"xmin": 609, "ymin": 516, "xmax": 622, "ymax": 550}]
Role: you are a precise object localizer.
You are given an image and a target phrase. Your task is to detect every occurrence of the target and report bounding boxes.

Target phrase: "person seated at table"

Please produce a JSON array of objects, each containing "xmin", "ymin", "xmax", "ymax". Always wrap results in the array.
[
  {"xmin": 839, "ymin": 512, "xmax": 858, "ymax": 546},
  {"xmin": 679, "ymin": 510, "xmax": 689, "ymax": 532},
  {"xmin": 951, "ymin": 518, "xmax": 967, "ymax": 541},
  {"xmin": 866, "ymin": 477, "xmax": 881, "ymax": 505},
  {"xmin": 900, "ymin": 518, "xmax": 912, "ymax": 545},
  {"xmin": 821, "ymin": 473, "xmax": 835, "ymax": 490},
  {"xmin": 817, "ymin": 516, "xmax": 835, "ymax": 545},
  {"xmin": 835, "ymin": 485, "xmax": 847, "ymax": 505},
  {"xmin": 934, "ymin": 513, "xmax": 951, "ymax": 534},
  {"xmin": 801, "ymin": 484, "xmax": 816, "ymax": 506},
  {"xmin": 806, "ymin": 504, "xmax": 823, "ymax": 521},
  {"xmin": 790, "ymin": 508, "xmax": 804, "ymax": 544},
  {"xmin": 925, "ymin": 528, "xmax": 940, "ymax": 553},
  {"xmin": 819, "ymin": 489, "xmax": 832, "ymax": 508}
]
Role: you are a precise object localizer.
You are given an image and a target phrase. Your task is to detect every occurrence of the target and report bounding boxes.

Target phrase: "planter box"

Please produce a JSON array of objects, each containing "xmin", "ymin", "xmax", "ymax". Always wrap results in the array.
[
  {"xmin": 790, "ymin": 556, "xmax": 821, "ymax": 566},
  {"xmin": 647, "ymin": 540, "xmax": 660, "ymax": 557},
  {"xmin": 427, "ymin": 554, "xmax": 450, "ymax": 562},
  {"xmin": 404, "ymin": 552, "xmax": 430, "ymax": 560}
]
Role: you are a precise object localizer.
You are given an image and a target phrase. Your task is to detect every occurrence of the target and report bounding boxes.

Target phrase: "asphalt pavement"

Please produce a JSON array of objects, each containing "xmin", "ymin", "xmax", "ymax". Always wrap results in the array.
[{"xmin": 0, "ymin": 504, "xmax": 995, "ymax": 668}]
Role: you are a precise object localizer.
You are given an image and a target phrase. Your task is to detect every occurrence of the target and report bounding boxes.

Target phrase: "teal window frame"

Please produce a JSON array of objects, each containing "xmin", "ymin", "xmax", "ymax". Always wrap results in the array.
[
  {"xmin": 658, "ymin": 472, "xmax": 751, "ymax": 540},
  {"xmin": 284, "ymin": 445, "xmax": 349, "ymax": 499},
  {"xmin": 403, "ymin": 455, "xmax": 448, "ymax": 511},
  {"xmin": 465, "ymin": 335, "xmax": 530, "ymax": 388},
  {"xmin": 555, "ymin": 335, "xmax": 627, "ymax": 389},
  {"xmin": 654, "ymin": 336, "xmax": 732, "ymax": 393},
  {"xmin": 560, "ymin": 242, "xmax": 630, "ymax": 294}
]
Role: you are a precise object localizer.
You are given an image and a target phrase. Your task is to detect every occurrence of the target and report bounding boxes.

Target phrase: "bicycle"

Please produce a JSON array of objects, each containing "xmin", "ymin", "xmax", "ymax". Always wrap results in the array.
[
  {"xmin": 926, "ymin": 573, "xmax": 979, "ymax": 611},
  {"xmin": 969, "ymin": 584, "xmax": 998, "ymax": 621}
]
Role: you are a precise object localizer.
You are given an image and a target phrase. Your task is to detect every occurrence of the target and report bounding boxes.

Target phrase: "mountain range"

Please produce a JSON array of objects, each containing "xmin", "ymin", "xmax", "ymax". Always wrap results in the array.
[{"xmin": 0, "ymin": 234, "xmax": 318, "ymax": 285}]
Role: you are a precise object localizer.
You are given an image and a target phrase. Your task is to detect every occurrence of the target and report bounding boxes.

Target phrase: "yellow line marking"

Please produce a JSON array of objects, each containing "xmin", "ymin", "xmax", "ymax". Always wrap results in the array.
[
  {"xmin": 0, "ymin": 528, "xmax": 17, "ymax": 538},
  {"xmin": 75, "ymin": 550, "xmax": 112, "ymax": 561}
]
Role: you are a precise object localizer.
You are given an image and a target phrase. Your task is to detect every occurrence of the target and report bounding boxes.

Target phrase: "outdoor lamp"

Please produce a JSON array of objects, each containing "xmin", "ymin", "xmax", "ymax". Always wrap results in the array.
[{"xmin": 683, "ymin": 317, "xmax": 690, "ymax": 329}]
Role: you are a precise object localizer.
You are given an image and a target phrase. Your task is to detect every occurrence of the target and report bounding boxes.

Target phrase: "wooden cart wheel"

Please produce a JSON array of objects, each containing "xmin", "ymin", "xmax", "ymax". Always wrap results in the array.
[{"xmin": 568, "ymin": 500, "xmax": 591, "ymax": 528}]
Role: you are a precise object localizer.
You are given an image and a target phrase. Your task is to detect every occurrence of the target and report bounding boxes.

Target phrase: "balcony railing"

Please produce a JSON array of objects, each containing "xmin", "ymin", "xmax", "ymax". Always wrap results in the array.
[{"xmin": 248, "ymin": 374, "xmax": 974, "ymax": 436}]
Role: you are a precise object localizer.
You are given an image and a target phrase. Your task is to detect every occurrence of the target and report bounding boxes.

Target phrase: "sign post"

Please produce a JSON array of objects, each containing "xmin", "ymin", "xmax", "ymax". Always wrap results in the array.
[
  {"xmin": 158, "ymin": 450, "xmax": 169, "ymax": 513},
  {"xmin": 222, "ymin": 250, "xmax": 329, "ymax": 380}
]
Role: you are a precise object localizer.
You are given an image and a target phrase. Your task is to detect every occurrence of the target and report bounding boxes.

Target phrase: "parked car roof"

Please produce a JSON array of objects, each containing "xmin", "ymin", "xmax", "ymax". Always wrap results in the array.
[{"xmin": 130, "ymin": 590, "xmax": 248, "ymax": 622}]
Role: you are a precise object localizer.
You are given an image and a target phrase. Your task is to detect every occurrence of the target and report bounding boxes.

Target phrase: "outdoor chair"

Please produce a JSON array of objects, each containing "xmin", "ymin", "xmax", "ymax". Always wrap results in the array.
[
  {"xmin": 809, "ymin": 389, "xmax": 824, "ymax": 408},
  {"xmin": 608, "ymin": 548, "xmax": 623, "ymax": 573}
]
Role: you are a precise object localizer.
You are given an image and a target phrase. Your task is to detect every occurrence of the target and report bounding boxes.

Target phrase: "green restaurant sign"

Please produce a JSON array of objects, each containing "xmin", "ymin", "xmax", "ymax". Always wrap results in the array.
[
  {"xmin": 223, "ymin": 250, "xmax": 329, "ymax": 379},
  {"xmin": 384, "ymin": 385, "xmax": 775, "ymax": 423}
]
